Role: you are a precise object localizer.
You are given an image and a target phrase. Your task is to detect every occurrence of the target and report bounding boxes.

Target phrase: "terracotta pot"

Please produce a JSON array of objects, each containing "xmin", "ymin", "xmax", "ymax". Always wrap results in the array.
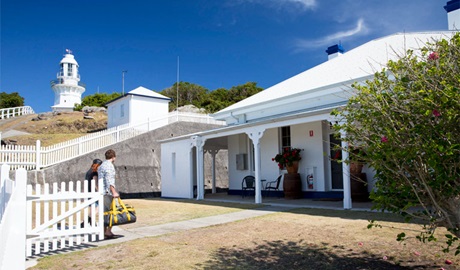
[
  {"xmin": 286, "ymin": 161, "xmax": 299, "ymax": 174},
  {"xmin": 283, "ymin": 173, "xmax": 302, "ymax": 199},
  {"xmin": 350, "ymin": 162, "xmax": 364, "ymax": 174}
]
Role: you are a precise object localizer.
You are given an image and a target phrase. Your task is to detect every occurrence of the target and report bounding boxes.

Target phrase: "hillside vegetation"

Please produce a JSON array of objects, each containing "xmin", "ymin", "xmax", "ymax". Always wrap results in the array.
[{"xmin": 0, "ymin": 111, "xmax": 107, "ymax": 146}]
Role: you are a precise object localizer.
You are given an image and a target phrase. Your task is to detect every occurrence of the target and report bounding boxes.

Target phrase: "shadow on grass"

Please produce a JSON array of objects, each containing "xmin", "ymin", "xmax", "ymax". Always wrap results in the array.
[
  {"xmin": 196, "ymin": 239, "xmax": 435, "ymax": 270},
  {"xmin": 285, "ymin": 208, "xmax": 428, "ymax": 225},
  {"xmin": 147, "ymin": 197, "xmax": 420, "ymax": 224}
]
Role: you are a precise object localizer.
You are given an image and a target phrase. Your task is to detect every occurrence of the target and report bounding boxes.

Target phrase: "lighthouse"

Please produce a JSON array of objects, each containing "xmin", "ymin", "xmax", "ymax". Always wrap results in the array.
[{"xmin": 50, "ymin": 49, "xmax": 85, "ymax": 112}]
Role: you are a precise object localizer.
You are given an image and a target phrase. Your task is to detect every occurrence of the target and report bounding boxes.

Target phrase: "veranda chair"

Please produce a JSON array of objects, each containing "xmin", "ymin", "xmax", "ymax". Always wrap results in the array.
[
  {"xmin": 241, "ymin": 175, "xmax": 255, "ymax": 198},
  {"xmin": 265, "ymin": 175, "xmax": 282, "ymax": 197}
]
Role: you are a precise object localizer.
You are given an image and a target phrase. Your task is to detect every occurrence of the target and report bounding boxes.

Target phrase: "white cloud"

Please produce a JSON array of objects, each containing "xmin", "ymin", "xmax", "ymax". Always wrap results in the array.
[
  {"xmin": 284, "ymin": 0, "xmax": 317, "ymax": 10},
  {"xmin": 293, "ymin": 18, "xmax": 368, "ymax": 51},
  {"xmin": 234, "ymin": 0, "xmax": 317, "ymax": 11}
]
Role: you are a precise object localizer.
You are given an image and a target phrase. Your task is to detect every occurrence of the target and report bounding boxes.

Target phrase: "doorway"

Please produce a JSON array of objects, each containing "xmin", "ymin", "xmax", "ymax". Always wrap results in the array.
[{"xmin": 329, "ymin": 134, "xmax": 343, "ymax": 189}]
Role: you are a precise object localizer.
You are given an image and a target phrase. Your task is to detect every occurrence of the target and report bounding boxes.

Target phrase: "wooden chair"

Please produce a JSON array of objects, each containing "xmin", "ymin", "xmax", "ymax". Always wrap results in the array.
[{"xmin": 241, "ymin": 175, "xmax": 255, "ymax": 198}]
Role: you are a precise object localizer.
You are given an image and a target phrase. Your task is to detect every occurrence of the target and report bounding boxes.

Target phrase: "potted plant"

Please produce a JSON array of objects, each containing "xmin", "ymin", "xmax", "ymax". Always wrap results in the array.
[
  {"xmin": 272, "ymin": 147, "xmax": 303, "ymax": 174},
  {"xmin": 349, "ymin": 146, "xmax": 366, "ymax": 174},
  {"xmin": 272, "ymin": 147, "xmax": 303, "ymax": 199}
]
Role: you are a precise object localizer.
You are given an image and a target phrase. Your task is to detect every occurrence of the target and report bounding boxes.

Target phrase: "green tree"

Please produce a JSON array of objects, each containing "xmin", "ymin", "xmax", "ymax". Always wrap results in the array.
[
  {"xmin": 0, "ymin": 92, "xmax": 25, "ymax": 109},
  {"xmin": 160, "ymin": 82, "xmax": 209, "ymax": 111},
  {"xmin": 74, "ymin": 92, "xmax": 121, "ymax": 111},
  {"xmin": 159, "ymin": 81, "xmax": 263, "ymax": 113},
  {"xmin": 202, "ymin": 88, "xmax": 231, "ymax": 113},
  {"xmin": 333, "ymin": 33, "xmax": 460, "ymax": 253},
  {"xmin": 227, "ymin": 82, "xmax": 263, "ymax": 104}
]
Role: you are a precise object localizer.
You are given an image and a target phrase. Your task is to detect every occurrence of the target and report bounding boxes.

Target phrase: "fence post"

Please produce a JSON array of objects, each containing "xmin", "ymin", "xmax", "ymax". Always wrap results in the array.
[
  {"xmin": 0, "ymin": 168, "xmax": 27, "ymax": 270},
  {"xmin": 35, "ymin": 140, "xmax": 41, "ymax": 170},
  {"xmin": 116, "ymin": 126, "xmax": 120, "ymax": 142},
  {"xmin": 78, "ymin": 137, "xmax": 82, "ymax": 155}
]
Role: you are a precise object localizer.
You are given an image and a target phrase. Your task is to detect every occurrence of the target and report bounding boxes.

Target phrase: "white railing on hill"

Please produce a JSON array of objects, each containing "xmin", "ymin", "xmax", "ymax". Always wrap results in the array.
[
  {"xmin": 0, "ymin": 106, "xmax": 35, "ymax": 119},
  {"xmin": 0, "ymin": 111, "xmax": 225, "ymax": 170}
]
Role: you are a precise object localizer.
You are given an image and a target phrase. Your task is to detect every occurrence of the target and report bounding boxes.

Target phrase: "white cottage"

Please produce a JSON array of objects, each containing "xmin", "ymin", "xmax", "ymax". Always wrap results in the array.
[
  {"xmin": 160, "ymin": 1, "xmax": 459, "ymax": 209},
  {"xmin": 106, "ymin": 86, "xmax": 171, "ymax": 128}
]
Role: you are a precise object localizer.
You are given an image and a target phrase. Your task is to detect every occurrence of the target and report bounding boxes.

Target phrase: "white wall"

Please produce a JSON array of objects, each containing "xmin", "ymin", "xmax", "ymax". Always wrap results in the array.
[
  {"xmin": 290, "ymin": 121, "xmax": 326, "ymax": 191},
  {"xmin": 107, "ymin": 98, "xmax": 130, "ymax": 128},
  {"xmin": 161, "ymin": 139, "xmax": 193, "ymax": 198},
  {"xmin": 260, "ymin": 128, "xmax": 284, "ymax": 184},
  {"xmin": 108, "ymin": 95, "xmax": 169, "ymax": 129},
  {"xmin": 130, "ymin": 95, "xmax": 169, "ymax": 127},
  {"xmin": 227, "ymin": 134, "xmax": 251, "ymax": 190},
  {"xmin": 226, "ymin": 121, "xmax": 329, "ymax": 192}
]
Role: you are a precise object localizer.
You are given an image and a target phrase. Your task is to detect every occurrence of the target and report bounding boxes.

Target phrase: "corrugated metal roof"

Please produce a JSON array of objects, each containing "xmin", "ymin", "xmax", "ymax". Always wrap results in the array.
[{"xmin": 212, "ymin": 31, "xmax": 454, "ymax": 120}]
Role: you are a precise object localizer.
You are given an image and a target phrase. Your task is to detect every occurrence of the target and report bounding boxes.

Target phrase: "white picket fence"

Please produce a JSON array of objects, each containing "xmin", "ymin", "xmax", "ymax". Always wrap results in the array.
[
  {"xmin": 0, "ymin": 111, "xmax": 225, "ymax": 170},
  {"xmin": 0, "ymin": 164, "xmax": 104, "ymax": 269},
  {"xmin": 26, "ymin": 178, "xmax": 104, "ymax": 257},
  {"xmin": 0, "ymin": 164, "xmax": 27, "ymax": 270},
  {"xmin": 0, "ymin": 106, "xmax": 35, "ymax": 119}
]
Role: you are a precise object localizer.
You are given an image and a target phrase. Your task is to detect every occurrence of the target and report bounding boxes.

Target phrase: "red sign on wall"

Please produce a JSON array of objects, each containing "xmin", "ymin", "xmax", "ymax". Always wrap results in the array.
[{"xmin": 309, "ymin": 130, "xmax": 314, "ymax": 137}]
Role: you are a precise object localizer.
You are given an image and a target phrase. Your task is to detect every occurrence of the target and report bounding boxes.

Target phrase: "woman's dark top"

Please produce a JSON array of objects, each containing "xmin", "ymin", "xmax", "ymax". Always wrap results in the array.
[{"xmin": 85, "ymin": 169, "xmax": 98, "ymax": 191}]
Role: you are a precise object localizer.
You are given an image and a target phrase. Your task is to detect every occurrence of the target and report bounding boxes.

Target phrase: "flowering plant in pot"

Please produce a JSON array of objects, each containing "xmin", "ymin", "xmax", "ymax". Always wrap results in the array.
[
  {"xmin": 272, "ymin": 148, "xmax": 302, "ymax": 173},
  {"xmin": 349, "ymin": 146, "xmax": 367, "ymax": 174}
]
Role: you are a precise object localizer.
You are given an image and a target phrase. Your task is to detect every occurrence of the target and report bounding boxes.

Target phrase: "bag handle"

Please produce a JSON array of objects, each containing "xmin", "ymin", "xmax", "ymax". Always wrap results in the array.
[{"xmin": 111, "ymin": 197, "xmax": 128, "ymax": 211}]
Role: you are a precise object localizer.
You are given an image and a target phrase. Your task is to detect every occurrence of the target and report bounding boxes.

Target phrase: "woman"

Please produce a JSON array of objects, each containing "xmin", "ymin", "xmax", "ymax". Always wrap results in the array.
[
  {"xmin": 81, "ymin": 159, "xmax": 102, "ymax": 227},
  {"xmin": 86, "ymin": 159, "xmax": 102, "ymax": 192}
]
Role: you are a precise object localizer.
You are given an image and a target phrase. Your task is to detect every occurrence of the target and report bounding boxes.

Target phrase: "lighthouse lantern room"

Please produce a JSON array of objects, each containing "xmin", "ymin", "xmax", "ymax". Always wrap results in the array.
[{"xmin": 50, "ymin": 49, "xmax": 85, "ymax": 112}]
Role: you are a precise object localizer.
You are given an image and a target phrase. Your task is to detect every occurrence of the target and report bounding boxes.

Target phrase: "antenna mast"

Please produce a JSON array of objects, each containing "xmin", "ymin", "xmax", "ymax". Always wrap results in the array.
[
  {"xmin": 176, "ymin": 56, "xmax": 179, "ymax": 110},
  {"xmin": 122, "ymin": 70, "xmax": 128, "ymax": 95}
]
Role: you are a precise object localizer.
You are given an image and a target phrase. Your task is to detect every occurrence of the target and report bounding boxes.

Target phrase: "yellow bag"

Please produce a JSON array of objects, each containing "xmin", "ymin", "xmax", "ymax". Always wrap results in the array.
[{"xmin": 104, "ymin": 197, "xmax": 137, "ymax": 227}]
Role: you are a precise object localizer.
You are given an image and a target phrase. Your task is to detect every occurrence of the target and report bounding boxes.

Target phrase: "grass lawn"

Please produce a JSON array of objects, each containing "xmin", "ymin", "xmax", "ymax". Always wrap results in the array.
[{"xmin": 29, "ymin": 199, "xmax": 460, "ymax": 270}]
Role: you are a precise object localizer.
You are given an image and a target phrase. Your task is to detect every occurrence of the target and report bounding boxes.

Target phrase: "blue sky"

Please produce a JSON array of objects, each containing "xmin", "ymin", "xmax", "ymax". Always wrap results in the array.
[{"xmin": 1, "ymin": 0, "xmax": 449, "ymax": 113}]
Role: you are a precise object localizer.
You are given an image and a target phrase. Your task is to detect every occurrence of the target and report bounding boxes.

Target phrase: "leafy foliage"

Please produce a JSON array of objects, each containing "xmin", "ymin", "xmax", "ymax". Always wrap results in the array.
[
  {"xmin": 74, "ymin": 92, "xmax": 121, "ymax": 111},
  {"xmin": 73, "ymin": 82, "xmax": 262, "ymax": 113},
  {"xmin": 333, "ymin": 33, "xmax": 460, "ymax": 253},
  {"xmin": 160, "ymin": 81, "xmax": 263, "ymax": 113},
  {"xmin": 0, "ymin": 92, "xmax": 25, "ymax": 109},
  {"xmin": 272, "ymin": 148, "xmax": 302, "ymax": 168},
  {"xmin": 161, "ymin": 82, "xmax": 209, "ymax": 111}
]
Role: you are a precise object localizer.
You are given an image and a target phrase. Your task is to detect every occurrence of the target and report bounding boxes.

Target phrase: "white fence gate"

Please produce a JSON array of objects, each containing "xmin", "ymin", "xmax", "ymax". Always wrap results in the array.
[
  {"xmin": 0, "ymin": 164, "xmax": 104, "ymax": 269},
  {"xmin": 26, "ymin": 178, "xmax": 104, "ymax": 257}
]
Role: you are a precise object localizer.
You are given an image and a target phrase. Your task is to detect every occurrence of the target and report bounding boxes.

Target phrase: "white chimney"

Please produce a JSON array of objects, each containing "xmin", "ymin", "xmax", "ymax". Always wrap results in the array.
[
  {"xmin": 444, "ymin": 0, "xmax": 460, "ymax": 30},
  {"xmin": 326, "ymin": 44, "xmax": 344, "ymax": 60}
]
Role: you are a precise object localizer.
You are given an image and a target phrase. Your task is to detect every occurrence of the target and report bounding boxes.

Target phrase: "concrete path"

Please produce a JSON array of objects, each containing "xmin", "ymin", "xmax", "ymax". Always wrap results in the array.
[
  {"xmin": 1, "ymin": 129, "xmax": 30, "ymax": 138},
  {"xmin": 25, "ymin": 205, "xmax": 298, "ymax": 268}
]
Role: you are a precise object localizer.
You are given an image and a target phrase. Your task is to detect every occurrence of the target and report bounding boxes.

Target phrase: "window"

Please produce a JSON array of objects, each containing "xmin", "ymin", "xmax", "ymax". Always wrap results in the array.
[
  {"xmin": 278, "ymin": 126, "xmax": 291, "ymax": 170},
  {"xmin": 67, "ymin": 64, "xmax": 73, "ymax": 76},
  {"xmin": 59, "ymin": 64, "xmax": 64, "ymax": 77},
  {"xmin": 172, "ymin": 152, "xmax": 176, "ymax": 181},
  {"xmin": 281, "ymin": 126, "xmax": 291, "ymax": 150},
  {"xmin": 120, "ymin": 104, "xmax": 125, "ymax": 117}
]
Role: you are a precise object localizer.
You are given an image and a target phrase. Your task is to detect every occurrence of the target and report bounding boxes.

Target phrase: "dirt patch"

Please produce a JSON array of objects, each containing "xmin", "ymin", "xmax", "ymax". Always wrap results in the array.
[{"xmin": 0, "ymin": 111, "xmax": 107, "ymax": 146}]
